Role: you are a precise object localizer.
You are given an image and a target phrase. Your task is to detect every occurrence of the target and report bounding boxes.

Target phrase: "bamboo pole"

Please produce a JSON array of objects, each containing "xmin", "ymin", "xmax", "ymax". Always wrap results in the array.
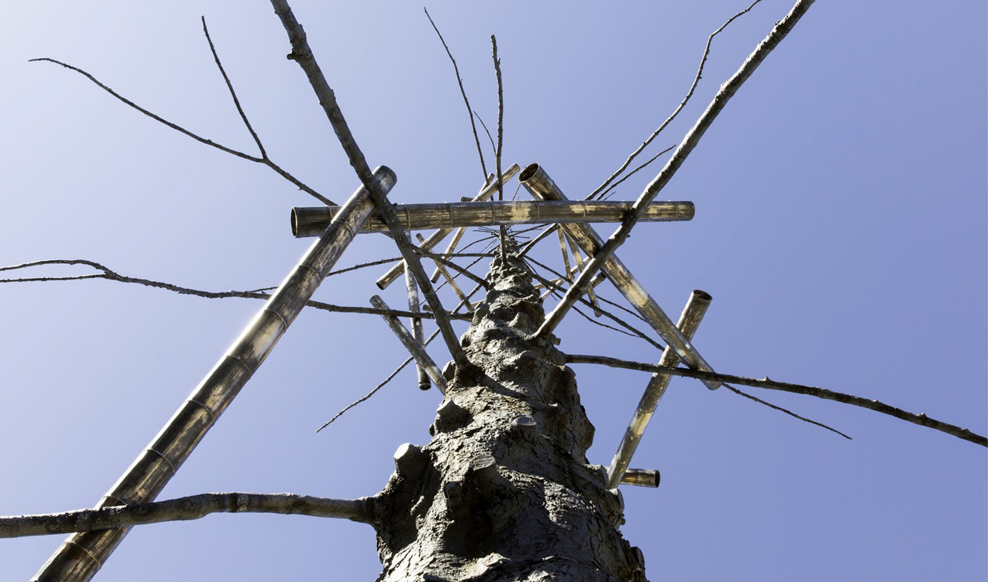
[
  {"xmin": 375, "ymin": 165, "xmax": 520, "ymax": 289},
  {"xmin": 404, "ymin": 238, "xmax": 430, "ymax": 391},
  {"xmin": 519, "ymin": 163, "xmax": 720, "ymax": 391},
  {"xmin": 563, "ymin": 232, "xmax": 601, "ymax": 317},
  {"xmin": 293, "ymin": 198, "xmax": 694, "ymax": 238},
  {"xmin": 430, "ymin": 174, "xmax": 493, "ymax": 282},
  {"xmin": 607, "ymin": 290, "xmax": 712, "ymax": 489},
  {"xmin": 417, "ymin": 233, "xmax": 469, "ymax": 307},
  {"xmin": 370, "ymin": 295, "xmax": 447, "ymax": 394},
  {"xmin": 620, "ymin": 468, "xmax": 660, "ymax": 488},
  {"xmin": 31, "ymin": 167, "xmax": 396, "ymax": 582}
]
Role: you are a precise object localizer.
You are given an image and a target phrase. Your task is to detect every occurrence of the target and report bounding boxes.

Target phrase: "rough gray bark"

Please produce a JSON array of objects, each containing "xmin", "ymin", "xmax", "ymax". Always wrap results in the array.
[{"xmin": 369, "ymin": 241, "xmax": 647, "ymax": 581}]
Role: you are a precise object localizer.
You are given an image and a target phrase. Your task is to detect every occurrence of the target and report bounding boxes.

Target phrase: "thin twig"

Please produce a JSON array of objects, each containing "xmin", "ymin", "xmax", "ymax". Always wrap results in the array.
[
  {"xmin": 0, "ymin": 259, "xmax": 471, "ymax": 320},
  {"xmin": 536, "ymin": 0, "xmax": 816, "ymax": 338},
  {"xmin": 30, "ymin": 57, "xmax": 330, "ymax": 204},
  {"xmin": 564, "ymin": 353, "xmax": 987, "ymax": 447},
  {"xmin": 270, "ymin": 0, "xmax": 469, "ymax": 370},
  {"xmin": 423, "ymin": 8, "xmax": 487, "ymax": 180},
  {"xmin": 317, "ymin": 329, "xmax": 442, "ymax": 433},
  {"xmin": 598, "ymin": 144, "xmax": 675, "ymax": 201},
  {"xmin": 473, "ymin": 111, "xmax": 497, "ymax": 157},
  {"xmin": 724, "ymin": 384, "xmax": 852, "ymax": 440},
  {"xmin": 201, "ymin": 17, "xmax": 266, "ymax": 158},
  {"xmin": 0, "ymin": 492, "xmax": 373, "ymax": 538},
  {"xmin": 586, "ymin": 0, "xmax": 764, "ymax": 201},
  {"xmin": 525, "ymin": 261, "xmax": 665, "ymax": 351}
]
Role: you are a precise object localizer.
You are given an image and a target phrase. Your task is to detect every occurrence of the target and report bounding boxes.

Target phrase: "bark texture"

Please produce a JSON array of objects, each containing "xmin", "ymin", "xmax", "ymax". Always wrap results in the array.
[{"xmin": 371, "ymin": 243, "xmax": 647, "ymax": 581}]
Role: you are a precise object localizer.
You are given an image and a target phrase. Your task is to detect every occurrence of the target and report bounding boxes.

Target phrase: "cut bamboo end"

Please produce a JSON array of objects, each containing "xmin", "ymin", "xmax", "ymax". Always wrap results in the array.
[{"xmin": 620, "ymin": 468, "xmax": 660, "ymax": 488}]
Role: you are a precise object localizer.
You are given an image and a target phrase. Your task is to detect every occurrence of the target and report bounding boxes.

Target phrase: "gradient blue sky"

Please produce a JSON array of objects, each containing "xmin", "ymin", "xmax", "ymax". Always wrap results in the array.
[{"xmin": 1, "ymin": 1, "xmax": 985, "ymax": 580}]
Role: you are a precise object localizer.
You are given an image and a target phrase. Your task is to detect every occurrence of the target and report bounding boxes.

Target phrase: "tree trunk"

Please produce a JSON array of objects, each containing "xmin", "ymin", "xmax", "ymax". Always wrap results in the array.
[{"xmin": 370, "ymin": 243, "xmax": 648, "ymax": 581}]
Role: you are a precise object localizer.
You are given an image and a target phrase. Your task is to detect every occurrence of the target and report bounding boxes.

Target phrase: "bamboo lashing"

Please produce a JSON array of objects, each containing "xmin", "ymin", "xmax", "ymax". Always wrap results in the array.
[
  {"xmin": 292, "ymin": 199, "xmax": 695, "ymax": 238},
  {"xmin": 519, "ymin": 163, "xmax": 720, "ymax": 391},
  {"xmin": 607, "ymin": 290, "xmax": 712, "ymax": 489},
  {"xmin": 32, "ymin": 168, "xmax": 397, "ymax": 582}
]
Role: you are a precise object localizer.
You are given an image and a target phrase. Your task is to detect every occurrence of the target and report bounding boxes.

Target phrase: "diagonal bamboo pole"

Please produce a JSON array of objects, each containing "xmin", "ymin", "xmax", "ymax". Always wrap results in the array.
[
  {"xmin": 520, "ymin": 164, "xmax": 720, "ymax": 390},
  {"xmin": 370, "ymin": 295, "xmax": 447, "ymax": 394},
  {"xmin": 31, "ymin": 168, "xmax": 396, "ymax": 582},
  {"xmin": 375, "ymin": 165, "xmax": 519, "ymax": 289},
  {"xmin": 607, "ymin": 290, "xmax": 712, "ymax": 488}
]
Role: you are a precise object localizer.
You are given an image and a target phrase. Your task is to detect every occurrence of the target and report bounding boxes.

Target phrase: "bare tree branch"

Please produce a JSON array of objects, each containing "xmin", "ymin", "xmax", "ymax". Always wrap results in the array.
[
  {"xmin": 423, "ymin": 8, "xmax": 487, "ymax": 180},
  {"xmin": 30, "ymin": 57, "xmax": 330, "ymax": 205},
  {"xmin": 564, "ymin": 353, "xmax": 988, "ymax": 447},
  {"xmin": 535, "ymin": 0, "xmax": 816, "ymax": 339},
  {"xmin": 598, "ymin": 144, "xmax": 675, "ymax": 201},
  {"xmin": 318, "ymin": 328, "xmax": 442, "ymax": 432},
  {"xmin": 270, "ymin": 0, "xmax": 470, "ymax": 371},
  {"xmin": 0, "ymin": 259, "xmax": 471, "ymax": 321},
  {"xmin": 587, "ymin": 0, "xmax": 764, "ymax": 201},
  {"xmin": 0, "ymin": 492, "xmax": 373, "ymax": 538},
  {"xmin": 524, "ymin": 259, "xmax": 665, "ymax": 352},
  {"xmin": 491, "ymin": 34, "xmax": 508, "ymax": 262},
  {"xmin": 724, "ymin": 384, "xmax": 852, "ymax": 440}
]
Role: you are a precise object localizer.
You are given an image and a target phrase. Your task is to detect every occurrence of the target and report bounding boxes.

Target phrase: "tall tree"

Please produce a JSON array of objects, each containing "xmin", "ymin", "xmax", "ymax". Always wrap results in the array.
[{"xmin": 0, "ymin": 2, "xmax": 984, "ymax": 581}]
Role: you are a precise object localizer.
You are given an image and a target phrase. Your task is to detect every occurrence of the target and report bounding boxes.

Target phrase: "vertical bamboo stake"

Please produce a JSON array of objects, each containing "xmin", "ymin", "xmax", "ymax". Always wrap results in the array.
[
  {"xmin": 607, "ymin": 290, "xmax": 712, "ymax": 489},
  {"xmin": 31, "ymin": 168, "xmax": 396, "ymax": 582},
  {"xmin": 417, "ymin": 233, "xmax": 469, "ymax": 307},
  {"xmin": 404, "ymin": 236, "xmax": 430, "ymax": 390}
]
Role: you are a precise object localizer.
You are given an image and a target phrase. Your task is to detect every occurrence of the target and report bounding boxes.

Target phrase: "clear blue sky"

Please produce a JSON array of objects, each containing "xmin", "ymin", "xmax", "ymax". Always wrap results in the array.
[{"xmin": 1, "ymin": 1, "xmax": 985, "ymax": 580}]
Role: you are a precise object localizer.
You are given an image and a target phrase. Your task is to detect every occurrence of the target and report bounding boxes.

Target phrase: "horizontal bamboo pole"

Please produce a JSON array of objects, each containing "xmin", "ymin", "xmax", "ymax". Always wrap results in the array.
[
  {"xmin": 607, "ymin": 290, "xmax": 712, "ymax": 488},
  {"xmin": 376, "ymin": 164, "xmax": 520, "ymax": 290},
  {"xmin": 520, "ymin": 164, "xmax": 720, "ymax": 391},
  {"xmin": 619, "ymin": 468, "xmax": 660, "ymax": 488},
  {"xmin": 32, "ymin": 168, "xmax": 396, "ymax": 582},
  {"xmin": 292, "ymin": 199, "xmax": 694, "ymax": 237}
]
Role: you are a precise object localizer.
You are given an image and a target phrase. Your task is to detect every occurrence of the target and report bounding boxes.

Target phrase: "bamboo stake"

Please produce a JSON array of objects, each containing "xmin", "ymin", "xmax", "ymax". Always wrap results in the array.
[
  {"xmin": 417, "ymin": 233, "xmax": 469, "ymax": 307},
  {"xmin": 375, "ymin": 164, "xmax": 520, "ymax": 289},
  {"xmin": 32, "ymin": 168, "xmax": 396, "ymax": 582},
  {"xmin": 430, "ymin": 174, "xmax": 493, "ymax": 282},
  {"xmin": 557, "ymin": 229, "xmax": 573, "ymax": 281},
  {"xmin": 370, "ymin": 295, "xmax": 447, "ymax": 394},
  {"xmin": 607, "ymin": 290, "xmax": 712, "ymax": 488},
  {"xmin": 520, "ymin": 164, "xmax": 720, "ymax": 390},
  {"xmin": 404, "ymin": 236, "xmax": 430, "ymax": 390},
  {"xmin": 293, "ymin": 198, "xmax": 693, "ymax": 237},
  {"xmin": 564, "ymin": 232, "xmax": 602, "ymax": 317},
  {"xmin": 620, "ymin": 468, "xmax": 660, "ymax": 488}
]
